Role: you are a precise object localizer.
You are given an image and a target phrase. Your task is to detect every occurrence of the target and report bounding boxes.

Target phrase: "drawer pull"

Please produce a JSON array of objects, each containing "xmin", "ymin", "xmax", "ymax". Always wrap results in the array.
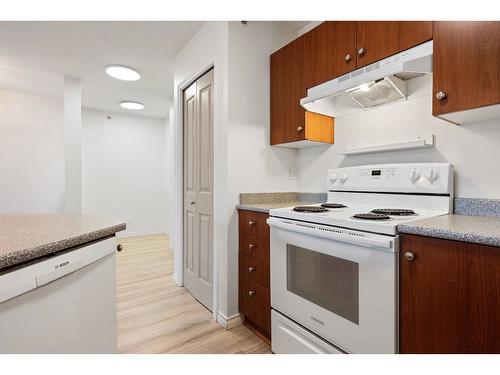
[
  {"xmin": 248, "ymin": 266, "xmax": 255, "ymax": 273},
  {"xmin": 248, "ymin": 220, "xmax": 256, "ymax": 226},
  {"xmin": 248, "ymin": 243, "xmax": 255, "ymax": 250},
  {"xmin": 248, "ymin": 290, "xmax": 255, "ymax": 296}
]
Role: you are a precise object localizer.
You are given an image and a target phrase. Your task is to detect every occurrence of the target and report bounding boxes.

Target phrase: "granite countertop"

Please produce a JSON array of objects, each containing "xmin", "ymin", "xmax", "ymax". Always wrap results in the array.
[
  {"xmin": 237, "ymin": 201, "xmax": 315, "ymax": 213},
  {"xmin": 398, "ymin": 214, "xmax": 500, "ymax": 247},
  {"xmin": 0, "ymin": 214, "xmax": 126, "ymax": 270},
  {"xmin": 236, "ymin": 192, "xmax": 327, "ymax": 213}
]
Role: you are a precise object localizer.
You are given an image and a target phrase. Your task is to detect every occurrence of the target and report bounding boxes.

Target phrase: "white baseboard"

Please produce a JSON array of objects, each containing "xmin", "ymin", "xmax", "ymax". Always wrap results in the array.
[
  {"xmin": 216, "ymin": 311, "xmax": 242, "ymax": 330},
  {"xmin": 173, "ymin": 273, "xmax": 181, "ymax": 286},
  {"xmin": 116, "ymin": 230, "xmax": 167, "ymax": 238}
]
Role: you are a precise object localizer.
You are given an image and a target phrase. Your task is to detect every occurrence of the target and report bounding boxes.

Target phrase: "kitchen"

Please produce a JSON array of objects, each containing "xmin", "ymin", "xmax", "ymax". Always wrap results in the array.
[{"xmin": 0, "ymin": 1, "xmax": 499, "ymax": 373}]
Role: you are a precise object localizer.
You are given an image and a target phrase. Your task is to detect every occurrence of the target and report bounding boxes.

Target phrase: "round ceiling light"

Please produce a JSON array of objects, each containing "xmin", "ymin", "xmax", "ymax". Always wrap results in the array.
[
  {"xmin": 106, "ymin": 65, "xmax": 141, "ymax": 81},
  {"xmin": 120, "ymin": 101, "xmax": 145, "ymax": 110}
]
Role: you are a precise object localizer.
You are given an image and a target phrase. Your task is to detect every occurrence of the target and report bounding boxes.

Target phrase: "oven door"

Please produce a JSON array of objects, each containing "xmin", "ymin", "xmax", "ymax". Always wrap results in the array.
[{"xmin": 268, "ymin": 217, "xmax": 398, "ymax": 354}]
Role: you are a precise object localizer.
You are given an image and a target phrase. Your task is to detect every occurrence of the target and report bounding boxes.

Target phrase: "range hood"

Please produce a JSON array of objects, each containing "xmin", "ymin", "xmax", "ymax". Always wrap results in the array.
[{"xmin": 301, "ymin": 41, "xmax": 433, "ymax": 118}]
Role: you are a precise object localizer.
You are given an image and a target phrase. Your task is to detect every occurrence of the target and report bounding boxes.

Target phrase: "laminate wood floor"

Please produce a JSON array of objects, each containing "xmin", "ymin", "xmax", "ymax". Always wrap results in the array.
[{"xmin": 116, "ymin": 234, "xmax": 271, "ymax": 354}]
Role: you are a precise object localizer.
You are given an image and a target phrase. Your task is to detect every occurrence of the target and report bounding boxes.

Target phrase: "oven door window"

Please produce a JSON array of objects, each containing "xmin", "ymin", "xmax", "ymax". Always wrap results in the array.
[{"xmin": 286, "ymin": 244, "xmax": 359, "ymax": 324}]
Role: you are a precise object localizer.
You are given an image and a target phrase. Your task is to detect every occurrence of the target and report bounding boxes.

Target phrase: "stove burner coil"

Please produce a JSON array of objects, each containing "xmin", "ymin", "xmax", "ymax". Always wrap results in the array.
[
  {"xmin": 320, "ymin": 203, "xmax": 347, "ymax": 209},
  {"xmin": 352, "ymin": 213, "xmax": 391, "ymax": 220},
  {"xmin": 371, "ymin": 208, "xmax": 415, "ymax": 216},
  {"xmin": 293, "ymin": 206, "xmax": 329, "ymax": 213}
]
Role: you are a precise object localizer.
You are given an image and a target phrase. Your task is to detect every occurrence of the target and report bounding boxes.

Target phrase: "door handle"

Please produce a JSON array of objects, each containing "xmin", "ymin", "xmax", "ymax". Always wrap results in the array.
[{"xmin": 190, "ymin": 201, "xmax": 196, "ymax": 205}]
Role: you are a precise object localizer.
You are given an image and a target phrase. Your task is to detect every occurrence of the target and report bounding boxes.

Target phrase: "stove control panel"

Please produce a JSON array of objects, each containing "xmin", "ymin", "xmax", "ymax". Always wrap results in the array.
[{"xmin": 327, "ymin": 163, "xmax": 453, "ymax": 194}]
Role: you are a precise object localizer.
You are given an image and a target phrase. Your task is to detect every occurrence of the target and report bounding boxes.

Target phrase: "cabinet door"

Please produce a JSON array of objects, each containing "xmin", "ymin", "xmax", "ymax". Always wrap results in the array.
[
  {"xmin": 400, "ymin": 21, "xmax": 433, "ymax": 50},
  {"xmin": 400, "ymin": 234, "xmax": 499, "ymax": 353},
  {"xmin": 356, "ymin": 21, "xmax": 433, "ymax": 68},
  {"xmin": 305, "ymin": 21, "xmax": 356, "ymax": 88},
  {"xmin": 433, "ymin": 21, "xmax": 500, "ymax": 117},
  {"xmin": 356, "ymin": 21, "xmax": 401, "ymax": 68},
  {"xmin": 270, "ymin": 35, "xmax": 306, "ymax": 145}
]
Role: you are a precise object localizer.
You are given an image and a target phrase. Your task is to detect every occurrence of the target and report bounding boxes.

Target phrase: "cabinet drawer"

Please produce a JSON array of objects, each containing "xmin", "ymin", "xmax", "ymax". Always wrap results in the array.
[
  {"xmin": 238, "ymin": 210, "xmax": 269, "ymax": 237},
  {"xmin": 239, "ymin": 277, "xmax": 271, "ymax": 337},
  {"xmin": 239, "ymin": 232, "xmax": 269, "ymax": 263},
  {"xmin": 239, "ymin": 253, "xmax": 269, "ymax": 288}
]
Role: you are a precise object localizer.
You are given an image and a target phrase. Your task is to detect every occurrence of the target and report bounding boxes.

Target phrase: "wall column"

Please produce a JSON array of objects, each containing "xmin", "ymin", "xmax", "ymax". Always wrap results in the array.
[{"xmin": 64, "ymin": 76, "xmax": 82, "ymax": 214}]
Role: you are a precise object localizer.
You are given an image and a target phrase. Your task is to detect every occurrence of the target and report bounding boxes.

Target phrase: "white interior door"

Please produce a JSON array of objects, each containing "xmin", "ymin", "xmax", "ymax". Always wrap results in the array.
[{"xmin": 183, "ymin": 69, "xmax": 214, "ymax": 311}]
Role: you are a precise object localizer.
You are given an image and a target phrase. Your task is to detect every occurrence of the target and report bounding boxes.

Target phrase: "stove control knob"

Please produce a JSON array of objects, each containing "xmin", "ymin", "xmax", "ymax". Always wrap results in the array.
[
  {"xmin": 329, "ymin": 173, "xmax": 338, "ymax": 184},
  {"xmin": 340, "ymin": 173, "xmax": 348, "ymax": 183},
  {"xmin": 408, "ymin": 169, "xmax": 420, "ymax": 182},
  {"xmin": 425, "ymin": 169, "xmax": 438, "ymax": 182}
]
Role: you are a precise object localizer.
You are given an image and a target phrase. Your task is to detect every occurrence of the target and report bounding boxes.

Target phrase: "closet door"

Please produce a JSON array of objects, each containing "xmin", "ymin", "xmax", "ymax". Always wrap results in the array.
[{"xmin": 183, "ymin": 69, "xmax": 214, "ymax": 310}]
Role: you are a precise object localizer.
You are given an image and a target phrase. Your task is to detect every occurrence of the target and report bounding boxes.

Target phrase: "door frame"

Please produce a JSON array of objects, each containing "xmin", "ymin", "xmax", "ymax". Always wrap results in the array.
[{"xmin": 174, "ymin": 63, "xmax": 219, "ymax": 321}]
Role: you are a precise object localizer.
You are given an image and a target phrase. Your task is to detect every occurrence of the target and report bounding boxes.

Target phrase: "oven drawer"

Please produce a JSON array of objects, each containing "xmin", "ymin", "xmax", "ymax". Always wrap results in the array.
[
  {"xmin": 239, "ymin": 277, "xmax": 271, "ymax": 337},
  {"xmin": 239, "ymin": 232, "xmax": 269, "ymax": 263},
  {"xmin": 239, "ymin": 253, "xmax": 269, "ymax": 288},
  {"xmin": 271, "ymin": 310, "xmax": 343, "ymax": 354},
  {"xmin": 239, "ymin": 210, "xmax": 269, "ymax": 237}
]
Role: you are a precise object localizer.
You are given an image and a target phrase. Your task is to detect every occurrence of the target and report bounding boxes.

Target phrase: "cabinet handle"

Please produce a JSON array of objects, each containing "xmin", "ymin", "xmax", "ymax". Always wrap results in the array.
[
  {"xmin": 248, "ymin": 220, "xmax": 256, "ymax": 226},
  {"xmin": 248, "ymin": 243, "xmax": 255, "ymax": 250},
  {"xmin": 436, "ymin": 91, "xmax": 447, "ymax": 100},
  {"xmin": 248, "ymin": 290, "xmax": 255, "ymax": 296},
  {"xmin": 297, "ymin": 126, "xmax": 303, "ymax": 132},
  {"xmin": 248, "ymin": 266, "xmax": 255, "ymax": 273},
  {"xmin": 344, "ymin": 53, "xmax": 352, "ymax": 62},
  {"xmin": 404, "ymin": 252, "xmax": 415, "ymax": 261},
  {"xmin": 357, "ymin": 47, "xmax": 366, "ymax": 56},
  {"xmin": 116, "ymin": 244, "xmax": 123, "ymax": 252}
]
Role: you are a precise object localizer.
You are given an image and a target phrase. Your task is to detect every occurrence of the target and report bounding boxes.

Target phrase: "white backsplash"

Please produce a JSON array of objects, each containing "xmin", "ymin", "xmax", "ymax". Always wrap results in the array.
[{"xmin": 296, "ymin": 75, "xmax": 500, "ymax": 199}]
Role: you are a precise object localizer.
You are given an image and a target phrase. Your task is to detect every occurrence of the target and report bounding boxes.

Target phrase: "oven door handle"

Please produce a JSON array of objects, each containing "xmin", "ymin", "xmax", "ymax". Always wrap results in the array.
[{"xmin": 267, "ymin": 217, "xmax": 394, "ymax": 250}]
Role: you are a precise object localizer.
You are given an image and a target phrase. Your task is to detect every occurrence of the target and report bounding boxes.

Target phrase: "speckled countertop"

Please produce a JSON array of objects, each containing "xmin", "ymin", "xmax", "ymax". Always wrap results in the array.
[
  {"xmin": 0, "ymin": 214, "xmax": 126, "ymax": 270},
  {"xmin": 236, "ymin": 192, "xmax": 327, "ymax": 213},
  {"xmin": 398, "ymin": 214, "xmax": 500, "ymax": 247},
  {"xmin": 237, "ymin": 201, "xmax": 312, "ymax": 213}
]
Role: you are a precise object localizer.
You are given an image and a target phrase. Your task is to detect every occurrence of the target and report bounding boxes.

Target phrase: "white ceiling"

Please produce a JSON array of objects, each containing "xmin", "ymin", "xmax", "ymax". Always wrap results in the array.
[
  {"xmin": 0, "ymin": 21, "xmax": 204, "ymax": 118},
  {"xmin": 0, "ymin": 21, "xmax": 310, "ymax": 119}
]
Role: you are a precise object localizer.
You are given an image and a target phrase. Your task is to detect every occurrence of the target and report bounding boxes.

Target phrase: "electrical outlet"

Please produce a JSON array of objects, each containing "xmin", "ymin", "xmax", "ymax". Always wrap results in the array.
[{"xmin": 287, "ymin": 166, "xmax": 294, "ymax": 180}]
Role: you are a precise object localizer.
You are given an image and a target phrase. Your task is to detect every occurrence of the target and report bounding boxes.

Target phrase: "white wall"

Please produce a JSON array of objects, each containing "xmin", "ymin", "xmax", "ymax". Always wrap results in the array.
[
  {"xmin": 82, "ymin": 108, "xmax": 169, "ymax": 236},
  {"xmin": 296, "ymin": 75, "xmax": 500, "ymax": 199},
  {"xmin": 0, "ymin": 90, "xmax": 65, "ymax": 213},
  {"xmin": 225, "ymin": 21, "xmax": 299, "ymax": 315},
  {"xmin": 172, "ymin": 21, "xmax": 299, "ymax": 324}
]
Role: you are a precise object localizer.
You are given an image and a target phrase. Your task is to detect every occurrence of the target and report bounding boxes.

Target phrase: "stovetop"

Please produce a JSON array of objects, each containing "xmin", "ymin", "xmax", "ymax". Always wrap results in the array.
[
  {"xmin": 269, "ymin": 203, "xmax": 448, "ymax": 235},
  {"xmin": 270, "ymin": 163, "xmax": 453, "ymax": 235}
]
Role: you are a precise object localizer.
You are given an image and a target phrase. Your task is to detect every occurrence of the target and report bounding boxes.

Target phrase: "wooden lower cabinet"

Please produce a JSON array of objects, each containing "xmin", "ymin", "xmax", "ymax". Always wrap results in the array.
[
  {"xmin": 400, "ymin": 234, "xmax": 499, "ymax": 353},
  {"xmin": 238, "ymin": 210, "xmax": 271, "ymax": 341}
]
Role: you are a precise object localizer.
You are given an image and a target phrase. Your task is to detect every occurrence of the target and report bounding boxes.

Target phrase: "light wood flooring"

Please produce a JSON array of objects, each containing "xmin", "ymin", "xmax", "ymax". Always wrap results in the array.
[{"xmin": 116, "ymin": 234, "xmax": 271, "ymax": 354}]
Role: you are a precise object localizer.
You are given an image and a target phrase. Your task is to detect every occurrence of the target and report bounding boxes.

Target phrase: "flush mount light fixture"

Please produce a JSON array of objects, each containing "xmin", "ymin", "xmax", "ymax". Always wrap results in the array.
[
  {"xmin": 120, "ymin": 101, "xmax": 145, "ymax": 110},
  {"xmin": 106, "ymin": 65, "xmax": 141, "ymax": 81}
]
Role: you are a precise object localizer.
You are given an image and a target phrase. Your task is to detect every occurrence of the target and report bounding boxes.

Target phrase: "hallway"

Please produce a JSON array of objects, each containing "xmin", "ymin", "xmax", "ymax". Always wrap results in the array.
[{"xmin": 116, "ymin": 234, "xmax": 271, "ymax": 354}]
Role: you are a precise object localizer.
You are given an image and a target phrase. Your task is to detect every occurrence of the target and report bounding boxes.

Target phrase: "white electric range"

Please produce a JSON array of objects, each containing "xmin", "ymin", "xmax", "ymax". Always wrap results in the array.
[{"xmin": 268, "ymin": 163, "xmax": 453, "ymax": 354}]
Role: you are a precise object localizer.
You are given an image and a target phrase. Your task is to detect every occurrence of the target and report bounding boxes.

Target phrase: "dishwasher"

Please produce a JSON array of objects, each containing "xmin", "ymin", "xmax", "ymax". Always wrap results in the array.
[{"xmin": 0, "ymin": 237, "xmax": 117, "ymax": 353}]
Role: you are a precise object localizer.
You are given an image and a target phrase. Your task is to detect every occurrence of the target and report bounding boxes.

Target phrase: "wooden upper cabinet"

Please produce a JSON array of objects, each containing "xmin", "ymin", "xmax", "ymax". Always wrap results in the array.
[
  {"xmin": 356, "ymin": 21, "xmax": 433, "ymax": 68},
  {"xmin": 270, "ymin": 35, "xmax": 306, "ymax": 145},
  {"xmin": 400, "ymin": 21, "xmax": 433, "ymax": 50},
  {"xmin": 433, "ymin": 21, "xmax": 500, "ymax": 122},
  {"xmin": 400, "ymin": 234, "xmax": 499, "ymax": 354},
  {"xmin": 271, "ymin": 35, "xmax": 334, "ymax": 146},
  {"xmin": 305, "ymin": 21, "xmax": 356, "ymax": 88},
  {"xmin": 356, "ymin": 21, "xmax": 401, "ymax": 68}
]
